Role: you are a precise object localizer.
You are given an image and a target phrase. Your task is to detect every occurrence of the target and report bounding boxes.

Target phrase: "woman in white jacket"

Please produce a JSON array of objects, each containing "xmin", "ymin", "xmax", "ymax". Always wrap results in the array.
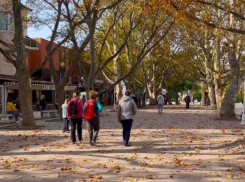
[
  {"xmin": 117, "ymin": 90, "xmax": 137, "ymax": 146},
  {"xmin": 62, "ymin": 99, "xmax": 70, "ymax": 132}
]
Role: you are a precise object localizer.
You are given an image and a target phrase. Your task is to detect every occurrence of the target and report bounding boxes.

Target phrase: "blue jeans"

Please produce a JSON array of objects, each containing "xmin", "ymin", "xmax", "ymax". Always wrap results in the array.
[
  {"xmin": 7, "ymin": 111, "xmax": 20, "ymax": 121},
  {"xmin": 40, "ymin": 106, "xmax": 46, "ymax": 118},
  {"xmin": 158, "ymin": 104, "xmax": 164, "ymax": 113},
  {"xmin": 63, "ymin": 118, "xmax": 70, "ymax": 132},
  {"xmin": 121, "ymin": 119, "xmax": 133, "ymax": 144}
]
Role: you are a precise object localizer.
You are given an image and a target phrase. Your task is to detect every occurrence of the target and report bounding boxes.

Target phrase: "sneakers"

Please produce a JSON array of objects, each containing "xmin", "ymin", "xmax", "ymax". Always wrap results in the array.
[
  {"xmin": 125, "ymin": 143, "xmax": 131, "ymax": 147},
  {"xmin": 90, "ymin": 141, "xmax": 97, "ymax": 146}
]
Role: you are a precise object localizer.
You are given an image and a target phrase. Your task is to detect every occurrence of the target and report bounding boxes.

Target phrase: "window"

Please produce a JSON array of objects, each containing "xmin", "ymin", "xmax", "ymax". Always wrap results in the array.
[
  {"xmin": 0, "ymin": 12, "xmax": 14, "ymax": 32},
  {"xmin": 0, "ymin": 13, "xmax": 8, "ymax": 30},
  {"xmin": 9, "ymin": 15, "xmax": 14, "ymax": 32}
]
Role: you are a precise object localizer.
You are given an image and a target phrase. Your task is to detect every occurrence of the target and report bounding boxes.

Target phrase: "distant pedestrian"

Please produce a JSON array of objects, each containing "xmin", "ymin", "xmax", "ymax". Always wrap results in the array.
[
  {"xmin": 83, "ymin": 91, "xmax": 103, "ymax": 146},
  {"xmin": 67, "ymin": 93, "xmax": 83, "ymax": 144},
  {"xmin": 62, "ymin": 99, "xmax": 70, "ymax": 133},
  {"xmin": 157, "ymin": 93, "xmax": 165, "ymax": 114},
  {"xmin": 185, "ymin": 93, "xmax": 191, "ymax": 109},
  {"xmin": 40, "ymin": 95, "xmax": 47, "ymax": 118},
  {"xmin": 118, "ymin": 90, "xmax": 137, "ymax": 147}
]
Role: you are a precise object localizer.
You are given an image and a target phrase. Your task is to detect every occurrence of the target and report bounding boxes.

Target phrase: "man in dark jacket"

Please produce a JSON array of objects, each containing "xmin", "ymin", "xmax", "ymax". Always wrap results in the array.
[{"xmin": 185, "ymin": 93, "xmax": 191, "ymax": 109}]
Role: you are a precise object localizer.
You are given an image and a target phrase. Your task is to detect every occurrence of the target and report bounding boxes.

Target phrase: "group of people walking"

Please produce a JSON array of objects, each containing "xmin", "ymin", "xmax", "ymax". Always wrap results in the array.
[
  {"xmin": 62, "ymin": 90, "xmax": 138, "ymax": 147},
  {"xmin": 62, "ymin": 91, "xmax": 102, "ymax": 146}
]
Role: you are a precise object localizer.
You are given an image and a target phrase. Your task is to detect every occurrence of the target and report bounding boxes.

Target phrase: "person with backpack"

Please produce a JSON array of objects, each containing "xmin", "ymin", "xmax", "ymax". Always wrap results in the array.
[
  {"xmin": 62, "ymin": 99, "xmax": 70, "ymax": 133},
  {"xmin": 117, "ymin": 90, "xmax": 137, "ymax": 147},
  {"xmin": 67, "ymin": 93, "xmax": 83, "ymax": 144},
  {"xmin": 157, "ymin": 93, "xmax": 165, "ymax": 114},
  {"xmin": 83, "ymin": 91, "xmax": 102, "ymax": 146}
]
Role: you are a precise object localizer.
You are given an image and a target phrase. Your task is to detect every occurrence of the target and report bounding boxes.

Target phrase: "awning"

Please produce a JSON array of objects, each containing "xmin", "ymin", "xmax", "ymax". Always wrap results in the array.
[{"xmin": 3, "ymin": 82, "xmax": 77, "ymax": 91}]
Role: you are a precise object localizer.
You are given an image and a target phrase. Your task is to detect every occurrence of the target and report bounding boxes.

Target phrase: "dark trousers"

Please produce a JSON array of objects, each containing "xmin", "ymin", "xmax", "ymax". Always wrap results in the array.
[
  {"xmin": 70, "ymin": 118, "xmax": 82, "ymax": 143},
  {"xmin": 86, "ymin": 116, "xmax": 100, "ymax": 143},
  {"xmin": 63, "ymin": 118, "xmax": 70, "ymax": 132},
  {"xmin": 186, "ymin": 102, "xmax": 190, "ymax": 109},
  {"xmin": 121, "ymin": 119, "xmax": 133, "ymax": 144}
]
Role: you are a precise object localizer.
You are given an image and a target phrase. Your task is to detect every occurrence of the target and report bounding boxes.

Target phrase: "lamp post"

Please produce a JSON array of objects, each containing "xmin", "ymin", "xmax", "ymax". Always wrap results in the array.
[
  {"xmin": 241, "ymin": 79, "xmax": 245, "ymax": 124},
  {"xmin": 114, "ymin": 85, "xmax": 116, "ymax": 110}
]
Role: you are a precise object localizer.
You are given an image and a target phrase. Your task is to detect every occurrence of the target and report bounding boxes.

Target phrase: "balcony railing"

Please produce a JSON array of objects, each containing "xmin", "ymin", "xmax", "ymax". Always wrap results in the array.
[{"xmin": 24, "ymin": 37, "xmax": 38, "ymax": 49}]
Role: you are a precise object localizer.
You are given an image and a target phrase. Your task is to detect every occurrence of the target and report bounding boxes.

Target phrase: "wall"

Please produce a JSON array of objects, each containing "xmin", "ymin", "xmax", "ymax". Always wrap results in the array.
[
  {"xmin": 0, "ymin": 52, "xmax": 16, "ymax": 76},
  {"xmin": 28, "ymin": 38, "xmax": 60, "ymax": 71}
]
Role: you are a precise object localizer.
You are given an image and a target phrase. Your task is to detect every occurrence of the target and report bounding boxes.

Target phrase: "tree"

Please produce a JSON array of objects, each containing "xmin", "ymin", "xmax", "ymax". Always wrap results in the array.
[
  {"xmin": 95, "ymin": 1, "xmax": 176, "ymax": 99},
  {"xmin": 0, "ymin": 0, "xmax": 36, "ymax": 127}
]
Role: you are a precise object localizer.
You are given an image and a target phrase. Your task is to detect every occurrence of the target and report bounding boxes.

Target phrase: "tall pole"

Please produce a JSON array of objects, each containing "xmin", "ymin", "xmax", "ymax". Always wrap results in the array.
[
  {"xmin": 241, "ymin": 79, "xmax": 245, "ymax": 124},
  {"xmin": 114, "ymin": 85, "xmax": 116, "ymax": 110}
]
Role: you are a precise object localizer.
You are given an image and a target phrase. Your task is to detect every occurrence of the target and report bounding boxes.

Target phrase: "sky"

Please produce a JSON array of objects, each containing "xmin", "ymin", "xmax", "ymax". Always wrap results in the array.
[
  {"xmin": 22, "ymin": 0, "xmax": 51, "ymax": 39},
  {"xmin": 27, "ymin": 26, "xmax": 51, "ymax": 39}
]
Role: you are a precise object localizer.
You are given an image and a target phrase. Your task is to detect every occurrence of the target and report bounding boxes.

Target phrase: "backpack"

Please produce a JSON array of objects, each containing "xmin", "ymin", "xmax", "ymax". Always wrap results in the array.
[
  {"xmin": 68, "ymin": 98, "xmax": 79, "ymax": 117},
  {"xmin": 84, "ymin": 99, "xmax": 97, "ymax": 120}
]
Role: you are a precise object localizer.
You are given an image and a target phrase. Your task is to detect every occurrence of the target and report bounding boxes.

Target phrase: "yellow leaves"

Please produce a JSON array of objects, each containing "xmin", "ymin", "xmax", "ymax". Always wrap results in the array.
[
  {"xmin": 79, "ymin": 178, "xmax": 86, "ymax": 181},
  {"xmin": 24, "ymin": 147, "xmax": 30, "ymax": 151},
  {"xmin": 217, "ymin": 155, "xmax": 224, "ymax": 161},
  {"xmin": 108, "ymin": 165, "xmax": 123, "ymax": 173},
  {"xmin": 113, "ymin": 165, "xmax": 122, "ymax": 172},
  {"xmin": 97, "ymin": 150, "xmax": 110, "ymax": 154},
  {"xmin": 129, "ymin": 177, "xmax": 138, "ymax": 182},
  {"xmin": 195, "ymin": 149, "xmax": 200, "ymax": 153},
  {"xmin": 126, "ymin": 154, "xmax": 137, "ymax": 160},
  {"xmin": 80, "ymin": 159, "xmax": 90, "ymax": 163},
  {"xmin": 61, "ymin": 166, "xmax": 72, "ymax": 171},
  {"xmin": 226, "ymin": 173, "xmax": 233, "ymax": 179},
  {"xmin": 228, "ymin": 148, "xmax": 235, "ymax": 153},
  {"xmin": 118, "ymin": 177, "xmax": 124, "ymax": 182},
  {"xmin": 97, "ymin": 163, "xmax": 107, "ymax": 168},
  {"xmin": 88, "ymin": 175, "xmax": 103, "ymax": 179}
]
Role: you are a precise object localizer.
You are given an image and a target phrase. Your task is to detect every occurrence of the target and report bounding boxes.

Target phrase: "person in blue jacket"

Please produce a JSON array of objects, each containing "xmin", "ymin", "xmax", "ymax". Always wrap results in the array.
[{"xmin": 83, "ymin": 90, "xmax": 102, "ymax": 146}]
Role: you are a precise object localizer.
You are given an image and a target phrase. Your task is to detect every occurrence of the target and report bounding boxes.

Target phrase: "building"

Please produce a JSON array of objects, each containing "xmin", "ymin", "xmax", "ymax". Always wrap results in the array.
[
  {"xmin": 0, "ymin": 1, "xmax": 39, "ymax": 114},
  {"xmin": 28, "ymin": 38, "xmax": 76, "ymax": 105}
]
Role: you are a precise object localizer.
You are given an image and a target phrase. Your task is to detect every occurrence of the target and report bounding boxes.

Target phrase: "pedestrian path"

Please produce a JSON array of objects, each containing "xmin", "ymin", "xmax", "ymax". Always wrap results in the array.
[{"xmin": 0, "ymin": 106, "xmax": 245, "ymax": 182}]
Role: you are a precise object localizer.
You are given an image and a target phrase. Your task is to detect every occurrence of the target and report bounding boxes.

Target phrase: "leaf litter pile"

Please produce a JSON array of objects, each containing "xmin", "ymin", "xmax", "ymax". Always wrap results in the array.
[{"xmin": 0, "ymin": 107, "xmax": 245, "ymax": 181}]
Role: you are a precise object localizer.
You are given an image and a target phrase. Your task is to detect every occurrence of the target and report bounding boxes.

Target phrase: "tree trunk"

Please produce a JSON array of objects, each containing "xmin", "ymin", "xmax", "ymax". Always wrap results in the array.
[
  {"xmin": 213, "ymin": 3, "xmax": 222, "ymax": 111},
  {"xmin": 149, "ymin": 92, "xmax": 156, "ymax": 105},
  {"xmin": 208, "ymin": 83, "xmax": 216, "ymax": 109},
  {"xmin": 116, "ymin": 83, "xmax": 123, "ymax": 103},
  {"xmin": 12, "ymin": 0, "xmax": 35, "ymax": 127},
  {"xmin": 56, "ymin": 86, "xmax": 65, "ymax": 120},
  {"xmin": 204, "ymin": 27, "xmax": 216, "ymax": 109},
  {"xmin": 220, "ymin": 7, "xmax": 242, "ymax": 117},
  {"xmin": 142, "ymin": 92, "xmax": 146, "ymax": 107},
  {"xmin": 88, "ymin": 36, "xmax": 95, "ymax": 91},
  {"xmin": 220, "ymin": 53, "xmax": 241, "ymax": 117},
  {"xmin": 17, "ymin": 70, "xmax": 36, "ymax": 127}
]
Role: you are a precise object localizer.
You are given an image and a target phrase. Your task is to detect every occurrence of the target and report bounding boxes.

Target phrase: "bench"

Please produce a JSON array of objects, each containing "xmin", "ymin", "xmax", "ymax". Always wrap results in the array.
[
  {"xmin": 42, "ymin": 110, "xmax": 58, "ymax": 118},
  {"xmin": 0, "ymin": 114, "xmax": 15, "ymax": 124}
]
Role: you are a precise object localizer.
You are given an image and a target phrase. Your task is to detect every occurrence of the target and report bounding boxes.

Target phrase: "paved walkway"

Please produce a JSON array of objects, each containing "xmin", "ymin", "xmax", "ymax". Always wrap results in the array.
[{"xmin": 0, "ymin": 106, "xmax": 245, "ymax": 182}]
